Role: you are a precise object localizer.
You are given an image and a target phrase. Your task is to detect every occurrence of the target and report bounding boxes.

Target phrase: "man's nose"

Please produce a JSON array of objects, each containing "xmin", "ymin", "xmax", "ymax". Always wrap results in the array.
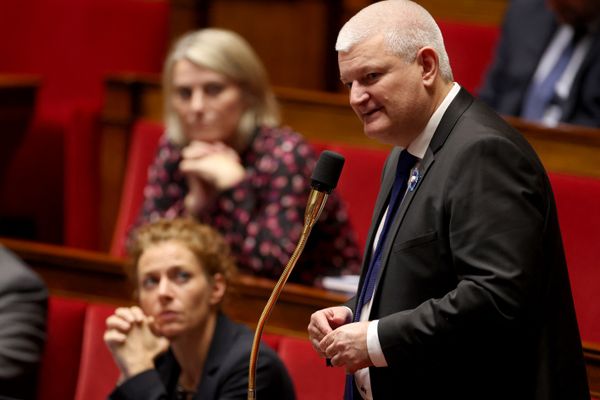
[{"xmin": 349, "ymin": 83, "xmax": 369, "ymax": 108}]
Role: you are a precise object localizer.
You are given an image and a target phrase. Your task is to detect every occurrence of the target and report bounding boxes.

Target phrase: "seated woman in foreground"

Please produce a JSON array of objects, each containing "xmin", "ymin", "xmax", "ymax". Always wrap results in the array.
[
  {"xmin": 134, "ymin": 28, "xmax": 361, "ymax": 286},
  {"xmin": 105, "ymin": 218, "xmax": 295, "ymax": 399}
]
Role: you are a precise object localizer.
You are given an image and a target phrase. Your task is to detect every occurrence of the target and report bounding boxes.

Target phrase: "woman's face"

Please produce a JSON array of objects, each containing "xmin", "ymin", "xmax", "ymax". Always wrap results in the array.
[
  {"xmin": 137, "ymin": 240, "xmax": 225, "ymax": 340},
  {"xmin": 171, "ymin": 59, "xmax": 247, "ymax": 144}
]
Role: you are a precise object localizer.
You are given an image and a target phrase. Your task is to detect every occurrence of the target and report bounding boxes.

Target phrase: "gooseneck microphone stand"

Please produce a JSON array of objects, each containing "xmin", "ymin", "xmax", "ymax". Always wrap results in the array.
[{"xmin": 247, "ymin": 151, "xmax": 345, "ymax": 400}]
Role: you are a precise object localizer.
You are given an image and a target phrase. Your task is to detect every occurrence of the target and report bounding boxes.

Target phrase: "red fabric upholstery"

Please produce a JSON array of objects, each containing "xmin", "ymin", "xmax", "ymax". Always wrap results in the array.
[
  {"xmin": 0, "ymin": 0, "xmax": 169, "ymax": 248},
  {"xmin": 277, "ymin": 336, "xmax": 345, "ymax": 400},
  {"xmin": 110, "ymin": 119, "xmax": 164, "ymax": 256},
  {"xmin": 549, "ymin": 172, "xmax": 600, "ymax": 343},
  {"xmin": 74, "ymin": 303, "xmax": 120, "ymax": 400},
  {"xmin": 262, "ymin": 332, "xmax": 283, "ymax": 352},
  {"xmin": 311, "ymin": 141, "xmax": 389, "ymax": 254},
  {"xmin": 438, "ymin": 20, "xmax": 500, "ymax": 94},
  {"xmin": 37, "ymin": 297, "xmax": 87, "ymax": 400}
]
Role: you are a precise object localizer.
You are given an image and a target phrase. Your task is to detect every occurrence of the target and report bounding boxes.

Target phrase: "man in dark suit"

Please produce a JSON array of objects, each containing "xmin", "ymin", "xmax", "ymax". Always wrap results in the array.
[
  {"xmin": 479, "ymin": 0, "xmax": 600, "ymax": 127},
  {"xmin": 0, "ymin": 245, "xmax": 48, "ymax": 399},
  {"xmin": 308, "ymin": 1, "xmax": 589, "ymax": 399}
]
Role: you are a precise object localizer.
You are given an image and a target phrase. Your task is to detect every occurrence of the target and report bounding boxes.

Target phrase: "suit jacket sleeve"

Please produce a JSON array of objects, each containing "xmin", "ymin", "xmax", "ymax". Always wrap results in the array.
[
  {"xmin": 0, "ymin": 246, "xmax": 48, "ymax": 381},
  {"xmin": 378, "ymin": 132, "xmax": 550, "ymax": 365}
]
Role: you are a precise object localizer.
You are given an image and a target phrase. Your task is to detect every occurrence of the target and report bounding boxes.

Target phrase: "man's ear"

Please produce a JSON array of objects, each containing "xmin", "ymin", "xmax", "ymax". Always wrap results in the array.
[
  {"xmin": 209, "ymin": 273, "xmax": 227, "ymax": 306},
  {"xmin": 416, "ymin": 46, "xmax": 439, "ymax": 87}
]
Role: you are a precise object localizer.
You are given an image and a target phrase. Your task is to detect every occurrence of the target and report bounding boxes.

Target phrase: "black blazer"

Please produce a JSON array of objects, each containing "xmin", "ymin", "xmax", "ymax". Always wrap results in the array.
[
  {"xmin": 110, "ymin": 313, "xmax": 295, "ymax": 400},
  {"xmin": 349, "ymin": 89, "xmax": 589, "ymax": 399},
  {"xmin": 478, "ymin": 0, "xmax": 600, "ymax": 127}
]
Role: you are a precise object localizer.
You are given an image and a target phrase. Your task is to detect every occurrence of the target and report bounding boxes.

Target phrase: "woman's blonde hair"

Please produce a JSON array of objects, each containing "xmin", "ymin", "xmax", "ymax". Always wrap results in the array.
[
  {"xmin": 127, "ymin": 218, "xmax": 237, "ymax": 301},
  {"xmin": 163, "ymin": 28, "xmax": 280, "ymax": 146}
]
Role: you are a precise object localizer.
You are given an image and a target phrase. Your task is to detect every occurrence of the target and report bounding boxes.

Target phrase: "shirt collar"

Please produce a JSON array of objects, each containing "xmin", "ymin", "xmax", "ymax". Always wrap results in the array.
[{"xmin": 406, "ymin": 82, "xmax": 461, "ymax": 159}]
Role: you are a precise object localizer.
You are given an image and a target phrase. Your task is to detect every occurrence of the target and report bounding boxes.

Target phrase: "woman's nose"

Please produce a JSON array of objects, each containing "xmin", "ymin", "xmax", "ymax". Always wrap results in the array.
[{"xmin": 190, "ymin": 89, "xmax": 205, "ymax": 112}]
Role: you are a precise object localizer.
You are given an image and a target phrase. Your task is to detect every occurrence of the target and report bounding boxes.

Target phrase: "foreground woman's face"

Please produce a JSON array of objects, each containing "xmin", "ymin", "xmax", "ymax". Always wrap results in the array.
[
  {"xmin": 171, "ymin": 59, "xmax": 247, "ymax": 145},
  {"xmin": 137, "ymin": 240, "xmax": 217, "ymax": 339}
]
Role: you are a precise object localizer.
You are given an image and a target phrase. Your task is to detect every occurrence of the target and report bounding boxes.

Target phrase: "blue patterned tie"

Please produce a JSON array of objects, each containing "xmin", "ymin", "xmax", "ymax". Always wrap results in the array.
[
  {"xmin": 344, "ymin": 150, "xmax": 418, "ymax": 400},
  {"xmin": 521, "ymin": 28, "xmax": 583, "ymax": 121}
]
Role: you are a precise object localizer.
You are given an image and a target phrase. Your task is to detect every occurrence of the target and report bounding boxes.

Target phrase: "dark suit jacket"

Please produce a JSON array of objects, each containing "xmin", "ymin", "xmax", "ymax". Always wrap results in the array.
[
  {"xmin": 0, "ymin": 245, "xmax": 48, "ymax": 400},
  {"xmin": 478, "ymin": 0, "xmax": 600, "ymax": 127},
  {"xmin": 349, "ymin": 89, "xmax": 589, "ymax": 399},
  {"xmin": 110, "ymin": 313, "xmax": 295, "ymax": 400}
]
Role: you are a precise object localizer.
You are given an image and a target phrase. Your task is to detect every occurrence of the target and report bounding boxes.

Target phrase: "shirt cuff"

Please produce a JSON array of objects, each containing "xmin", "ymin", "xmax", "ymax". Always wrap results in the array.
[{"xmin": 367, "ymin": 320, "xmax": 388, "ymax": 367}]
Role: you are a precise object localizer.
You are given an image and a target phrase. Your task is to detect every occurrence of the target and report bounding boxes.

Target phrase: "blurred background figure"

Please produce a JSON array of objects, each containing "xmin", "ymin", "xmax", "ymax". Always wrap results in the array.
[
  {"xmin": 0, "ymin": 245, "xmax": 48, "ymax": 400},
  {"xmin": 134, "ymin": 28, "xmax": 361, "ymax": 286},
  {"xmin": 104, "ymin": 218, "xmax": 295, "ymax": 399},
  {"xmin": 479, "ymin": 0, "xmax": 600, "ymax": 127}
]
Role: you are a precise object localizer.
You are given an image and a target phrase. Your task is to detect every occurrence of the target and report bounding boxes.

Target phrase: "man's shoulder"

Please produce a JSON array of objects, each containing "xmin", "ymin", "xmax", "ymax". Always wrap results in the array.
[{"xmin": 0, "ymin": 246, "xmax": 46, "ymax": 294}]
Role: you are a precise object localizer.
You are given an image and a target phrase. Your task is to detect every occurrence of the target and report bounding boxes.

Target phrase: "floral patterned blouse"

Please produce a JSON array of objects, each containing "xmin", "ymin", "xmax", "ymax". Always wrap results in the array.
[{"xmin": 136, "ymin": 125, "xmax": 362, "ymax": 285}]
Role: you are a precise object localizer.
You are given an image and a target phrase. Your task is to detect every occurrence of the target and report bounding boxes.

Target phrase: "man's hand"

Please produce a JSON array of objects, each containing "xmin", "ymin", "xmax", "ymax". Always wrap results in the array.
[
  {"xmin": 104, "ymin": 306, "xmax": 169, "ymax": 379},
  {"xmin": 308, "ymin": 306, "xmax": 352, "ymax": 357},
  {"xmin": 320, "ymin": 321, "xmax": 372, "ymax": 373}
]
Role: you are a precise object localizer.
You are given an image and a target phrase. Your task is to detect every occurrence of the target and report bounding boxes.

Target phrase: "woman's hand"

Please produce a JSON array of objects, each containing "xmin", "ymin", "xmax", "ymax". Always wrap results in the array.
[
  {"xmin": 104, "ymin": 306, "xmax": 169, "ymax": 380},
  {"xmin": 180, "ymin": 141, "xmax": 245, "ymax": 192}
]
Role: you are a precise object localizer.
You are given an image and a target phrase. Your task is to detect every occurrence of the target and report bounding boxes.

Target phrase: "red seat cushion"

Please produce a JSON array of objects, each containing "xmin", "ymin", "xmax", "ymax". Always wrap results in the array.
[
  {"xmin": 74, "ymin": 303, "xmax": 120, "ymax": 400},
  {"xmin": 37, "ymin": 297, "xmax": 87, "ymax": 400}
]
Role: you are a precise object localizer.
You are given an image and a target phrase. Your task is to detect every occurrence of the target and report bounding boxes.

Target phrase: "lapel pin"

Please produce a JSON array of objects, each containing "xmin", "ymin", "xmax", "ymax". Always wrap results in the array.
[{"xmin": 408, "ymin": 168, "xmax": 420, "ymax": 192}]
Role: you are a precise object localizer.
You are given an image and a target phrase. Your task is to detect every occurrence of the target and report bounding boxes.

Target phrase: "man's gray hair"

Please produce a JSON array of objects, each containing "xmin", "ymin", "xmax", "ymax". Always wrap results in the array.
[{"xmin": 336, "ymin": 0, "xmax": 453, "ymax": 82}]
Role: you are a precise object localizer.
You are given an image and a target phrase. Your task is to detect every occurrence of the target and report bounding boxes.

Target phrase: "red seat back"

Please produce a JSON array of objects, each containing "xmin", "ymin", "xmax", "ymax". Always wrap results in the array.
[
  {"xmin": 438, "ymin": 20, "xmax": 500, "ymax": 94},
  {"xmin": 110, "ymin": 119, "xmax": 164, "ymax": 256},
  {"xmin": 37, "ymin": 297, "xmax": 87, "ymax": 400},
  {"xmin": 277, "ymin": 336, "xmax": 345, "ymax": 400},
  {"xmin": 549, "ymin": 172, "xmax": 600, "ymax": 343},
  {"xmin": 74, "ymin": 303, "xmax": 121, "ymax": 400},
  {"xmin": 311, "ymin": 140, "xmax": 389, "ymax": 254}
]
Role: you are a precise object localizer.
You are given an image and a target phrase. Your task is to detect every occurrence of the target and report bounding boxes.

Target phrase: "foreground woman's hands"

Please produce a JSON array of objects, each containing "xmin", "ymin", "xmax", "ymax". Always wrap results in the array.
[{"xmin": 104, "ymin": 306, "xmax": 169, "ymax": 381}]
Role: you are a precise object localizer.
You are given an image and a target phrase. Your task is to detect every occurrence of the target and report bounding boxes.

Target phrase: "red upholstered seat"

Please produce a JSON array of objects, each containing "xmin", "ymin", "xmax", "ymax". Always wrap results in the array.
[
  {"xmin": 37, "ymin": 297, "xmax": 87, "ymax": 400},
  {"xmin": 437, "ymin": 20, "xmax": 500, "ymax": 94},
  {"xmin": 74, "ymin": 303, "xmax": 120, "ymax": 400},
  {"xmin": 110, "ymin": 119, "xmax": 164, "ymax": 257},
  {"xmin": 549, "ymin": 172, "xmax": 600, "ymax": 343},
  {"xmin": 277, "ymin": 336, "xmax": 345, "ymax": 400},
  {"xmin": 0, "ymin": 0, "xmax": 168, "ymax": 248}
]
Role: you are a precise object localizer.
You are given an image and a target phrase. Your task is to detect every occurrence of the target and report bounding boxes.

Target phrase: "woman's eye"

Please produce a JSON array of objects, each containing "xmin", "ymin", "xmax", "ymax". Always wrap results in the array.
[
  {"xmin": 176, "ymin": 87, "xmax": 192, "ymax": 100},
  {"xmin": 141, "ymin": 276, "xmax": 159, "ymax": 290},
  {"xmin": 204, "ymin": 83, "xmax": 224, "ymax": 96},
  {"xmin": 175, "ymin": 270, "xmax": 192, "ymax": 283}
]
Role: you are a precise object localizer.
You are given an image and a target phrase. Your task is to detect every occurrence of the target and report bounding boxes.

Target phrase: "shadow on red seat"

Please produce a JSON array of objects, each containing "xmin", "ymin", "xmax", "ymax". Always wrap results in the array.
[{"xmin": 37, "ymin": 297, "xmax": 87, "ymax": 400}]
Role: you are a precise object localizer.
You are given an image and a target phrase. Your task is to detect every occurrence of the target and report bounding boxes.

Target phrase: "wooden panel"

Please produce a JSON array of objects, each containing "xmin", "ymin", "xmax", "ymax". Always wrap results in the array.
[
  {"xmin": 416, "ymin": 0, "xmax": 508, "ymax": 25},
  {"xmin": 208, "ymin": 0, "xmax": 339, "ymax": 91},
  {"xmin": 0, "ymin": 237, "xmax": 347, "ymax": 337}
]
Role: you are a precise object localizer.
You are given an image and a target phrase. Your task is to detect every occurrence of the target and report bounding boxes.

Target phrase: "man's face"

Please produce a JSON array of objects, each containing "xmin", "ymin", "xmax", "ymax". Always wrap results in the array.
[
  {"xmin": 338, "ymin": 35, "xmax": 430, "ymax": 147},
  {"xmin": 547, "ymin": 0, "xmax": 600, "ymax": 25}
]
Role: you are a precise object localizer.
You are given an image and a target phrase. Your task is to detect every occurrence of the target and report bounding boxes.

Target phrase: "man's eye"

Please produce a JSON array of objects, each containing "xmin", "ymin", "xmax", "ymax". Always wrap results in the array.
[
  {"xmin": 343, "ymin": 81, "xmax": 353, "ymax": 90},
  {"xmin": 366, "ymin": 72, "xmax": 380, "ymax": 81}
]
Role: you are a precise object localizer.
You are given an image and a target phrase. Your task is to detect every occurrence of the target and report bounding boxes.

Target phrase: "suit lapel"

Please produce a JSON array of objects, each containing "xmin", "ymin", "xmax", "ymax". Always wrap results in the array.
[
  {"xmin": 196, "ymin": 313, "xmax": 233, "ymax": 399},
  {"xmin": 369, "ymin": 88, "xmax": 474, "ymax": 306}
]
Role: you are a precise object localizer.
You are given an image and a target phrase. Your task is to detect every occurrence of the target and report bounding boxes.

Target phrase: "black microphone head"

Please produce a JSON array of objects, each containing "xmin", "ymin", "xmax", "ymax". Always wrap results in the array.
[{"xmin": 311, "ymin": 150, "xmax": 345, "ymax": 193}]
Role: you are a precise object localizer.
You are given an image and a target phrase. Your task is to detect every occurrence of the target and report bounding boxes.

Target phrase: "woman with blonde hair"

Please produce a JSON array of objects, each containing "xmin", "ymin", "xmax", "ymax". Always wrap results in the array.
[
  {"xmin": 105, "ymin": 218, "xmax": 295, "ymax": 399},
  {"xmin": 135, "ymin": 28, "xmax": 361, "ymax": 286}
]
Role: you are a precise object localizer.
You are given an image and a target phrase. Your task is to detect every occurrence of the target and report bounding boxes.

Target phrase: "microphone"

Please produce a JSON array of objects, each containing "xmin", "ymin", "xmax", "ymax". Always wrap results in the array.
[{"xmin": 247, "ymin": 151, "xmax": 345, "ymax": 400}]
